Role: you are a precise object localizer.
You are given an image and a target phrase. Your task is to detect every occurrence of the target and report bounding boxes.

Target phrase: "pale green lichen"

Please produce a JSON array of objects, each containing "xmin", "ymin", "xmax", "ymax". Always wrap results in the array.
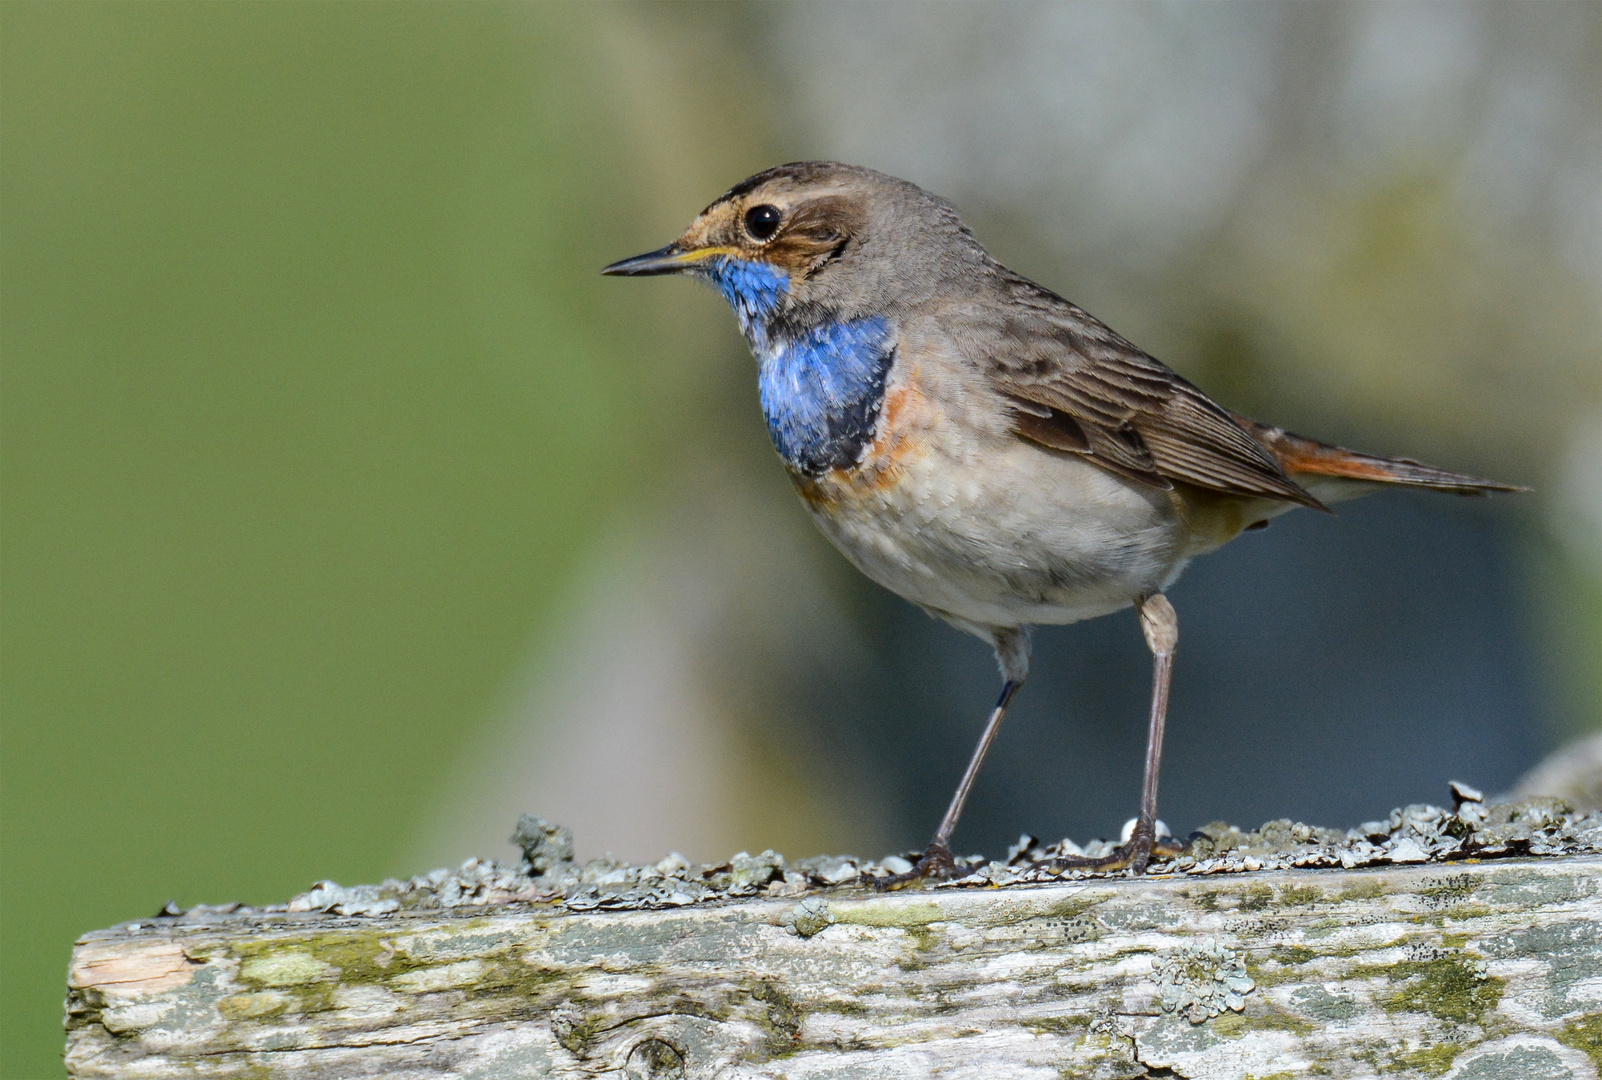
[
  {"xmin": 225, "ymin": 921, "xmax": 575, "ymax": 1025},
  {"xmin": 1209, "ymin": 1001, "xmax": 1314, "ymax": 1038},
  {"xmin": 1248, "ymin": 942, "xmax": 1369, "ymax": 990},
  {"xmin": 749, "ymin": 980, "xmax": 805, "ymax": 1056},
  {"xmin": 231, "ymin": 929, "xmax": 427, "ymax": 989},
  {"xmin": 1391, "ymin": 1042, "xmax": 1466, "ymax": 1076},
  {"xmin": 1288, "ymin": 984, "xmax": 1360, "ymax": 1022},
  {"xmin": 780, "ymin": 897, "xmax": 834, "ymax": 937},
  {"xmin": 1238, "ymin": 884, "xmax": 1276, "ymax": 911},
  {"xmin": 1021, "ymin": 1015, "xmax": 1091, "ymax": 1038},
  {"xmin": 215, "ymin": 990, "xmax": 293, "ymax": 1022},
  {"xmin": 1277, "ymin": 883, "xmax": 1324, "ymax": 907},
  {"xmin": 1156, "ymin": 937, "xmax": 1255, "ymax": 1023},
  {"xmin": 237, "ymin": 951, "xmax": 333, "ymax": 987},
  {"xmin": 1418, "ymin": 872, "xmax": 1482, "ymax": 904},
  {"xmin": 1451, "ymin": 1041, "xmax": 1580, "ymax": 1079},
  {"xmin": 1359, "ymin": 953, "xmax": 1506, "ymax": 1026},
  {"xmin": 549, "ymin": 1004, "xmax": 602, "ymax": 1055},
  {"xmin": 1338, "ymin": 879, "xmax": 1391, "ymax": 902},
  {"xmin": 830, "ymin": 897, "xmax": 942, "ymax": 929},
  {"xmin": 1557, "ymin": 1014, "xmax": 1602, "ymax": 1067}
]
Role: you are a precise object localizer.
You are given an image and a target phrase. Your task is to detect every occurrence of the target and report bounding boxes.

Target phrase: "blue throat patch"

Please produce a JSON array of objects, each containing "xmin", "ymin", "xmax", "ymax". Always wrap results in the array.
[
  {"xmin": 702, "ymin": 258, "xmax": 895, "ymax": 475},
  {"xmin": 703, "ymin": 257, "xmax": 789, "ymax": 349},
  {"xmin": 757, "ymin": 317, "xmax": 895, "ymax": 475}
]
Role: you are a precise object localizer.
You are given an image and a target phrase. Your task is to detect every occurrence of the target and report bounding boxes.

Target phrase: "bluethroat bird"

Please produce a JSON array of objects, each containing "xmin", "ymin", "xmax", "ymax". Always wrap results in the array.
[{"xmin": 604, "ymin": 162, "xmax": 1523, "ymax": 883}]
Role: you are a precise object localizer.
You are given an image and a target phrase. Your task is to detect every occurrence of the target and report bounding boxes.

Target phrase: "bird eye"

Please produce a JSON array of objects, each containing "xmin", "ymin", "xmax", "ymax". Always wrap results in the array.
[{"xmin": 743, "ymin": 204, "xmax": 782, "ymax": 241}]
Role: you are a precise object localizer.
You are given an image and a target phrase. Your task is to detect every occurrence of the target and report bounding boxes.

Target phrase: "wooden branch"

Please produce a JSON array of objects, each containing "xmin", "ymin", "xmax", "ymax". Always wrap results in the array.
[{"xmin": 65, "ymin": 805, "xmax": 1602, "ymax": 1079}]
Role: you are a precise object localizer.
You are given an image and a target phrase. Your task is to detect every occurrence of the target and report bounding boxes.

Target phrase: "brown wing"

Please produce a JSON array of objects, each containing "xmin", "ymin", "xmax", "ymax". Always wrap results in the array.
[{"xmin": 970, "ymin": 277, "xmax": 1326, "ymax": 510}]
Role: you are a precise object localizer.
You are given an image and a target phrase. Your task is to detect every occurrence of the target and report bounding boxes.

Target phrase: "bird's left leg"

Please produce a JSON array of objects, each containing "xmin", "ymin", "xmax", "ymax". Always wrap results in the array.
[
  {"xmin": 877, "ymin": 626, "xmax": 1030, "ymax": 888},
  {"xmin": 1046, "ymin": 593, "xmax": 1186, "ymax": 874}
]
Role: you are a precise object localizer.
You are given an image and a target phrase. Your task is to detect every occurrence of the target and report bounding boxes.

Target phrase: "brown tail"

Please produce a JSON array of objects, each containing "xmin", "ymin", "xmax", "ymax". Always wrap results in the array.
[{"xmin": 1235, "ymin": 417, "xmax": 1528, "ymax": 497}]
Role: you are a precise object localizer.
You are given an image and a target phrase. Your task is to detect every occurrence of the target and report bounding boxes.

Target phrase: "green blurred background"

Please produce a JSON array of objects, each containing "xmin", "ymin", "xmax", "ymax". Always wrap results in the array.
[
  {"xmin": 3, "ymin": 3, "xmax": 1597, "ymax": 1075},
  {"xmin": 2, "ymin": 4, "xmax": 769, "ymax": 1071}
]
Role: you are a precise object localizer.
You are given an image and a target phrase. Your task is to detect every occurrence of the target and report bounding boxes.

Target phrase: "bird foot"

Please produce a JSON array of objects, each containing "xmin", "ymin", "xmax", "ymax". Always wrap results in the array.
[
  {"xmin": 1038, "ymin": 829, "xmax": 1189, "ymax": 876},
  {"xmin": 871, "ymin": 842, "xmax": 971, "ymax": 891}
]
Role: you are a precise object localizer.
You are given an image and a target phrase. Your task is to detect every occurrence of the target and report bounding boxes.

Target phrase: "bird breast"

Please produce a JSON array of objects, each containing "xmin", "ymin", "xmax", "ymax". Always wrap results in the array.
[
  {"xmin": 756, "ymin": 317, "xmax": 897, "ymax": 475},
  {"xmin": 790, "ymin": 346, "xmax": 1192, "ymax": 631}
]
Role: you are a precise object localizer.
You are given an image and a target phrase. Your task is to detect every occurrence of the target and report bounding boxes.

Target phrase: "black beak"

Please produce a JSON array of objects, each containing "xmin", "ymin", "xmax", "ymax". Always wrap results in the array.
[{"xmin": 601, "ymin": 244, "xmax": 691, "ymax": 277}]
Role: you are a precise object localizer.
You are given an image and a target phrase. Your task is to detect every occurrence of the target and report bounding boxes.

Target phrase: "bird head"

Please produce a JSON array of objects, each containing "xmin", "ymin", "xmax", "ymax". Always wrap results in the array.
[{"xmin": 603, "ymin": 162, "xmax": 985, "ymax": 338}]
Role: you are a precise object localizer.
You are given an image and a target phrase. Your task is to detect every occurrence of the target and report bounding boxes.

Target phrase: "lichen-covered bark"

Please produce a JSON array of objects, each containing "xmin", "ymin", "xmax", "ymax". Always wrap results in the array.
[{"xmin": 65, "ymin": 856, "xmax": 1602, "ymax": 1079}]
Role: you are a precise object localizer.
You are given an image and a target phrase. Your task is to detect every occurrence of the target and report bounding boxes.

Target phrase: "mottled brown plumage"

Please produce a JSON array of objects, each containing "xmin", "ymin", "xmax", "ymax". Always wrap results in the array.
[{"xmin": 977, "ymin": 280, "xmax": 1328, "ymax": 508}]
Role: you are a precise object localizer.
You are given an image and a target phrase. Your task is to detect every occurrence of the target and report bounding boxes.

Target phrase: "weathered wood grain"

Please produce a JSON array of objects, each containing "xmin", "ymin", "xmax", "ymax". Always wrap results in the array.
[{"xmin": 66, "ymin": 855, "xmax": 1602, "ymax": 1079}]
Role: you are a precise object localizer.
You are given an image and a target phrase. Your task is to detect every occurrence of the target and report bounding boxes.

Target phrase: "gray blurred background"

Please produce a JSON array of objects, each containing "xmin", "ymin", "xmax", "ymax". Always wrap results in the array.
[
  {"xmin": 420, "ymin": 0, "xmax": 1599, "ymax": 867},
  {"xmin": 5, "ymin": 4, "xmax": 1597, "ymax": 1074}
]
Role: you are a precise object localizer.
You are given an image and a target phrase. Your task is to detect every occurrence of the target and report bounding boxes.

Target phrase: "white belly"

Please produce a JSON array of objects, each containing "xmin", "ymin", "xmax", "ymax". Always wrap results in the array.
[{"xmin": 796, "ymin": 433, "xmax": 1190, "ymax": 635}]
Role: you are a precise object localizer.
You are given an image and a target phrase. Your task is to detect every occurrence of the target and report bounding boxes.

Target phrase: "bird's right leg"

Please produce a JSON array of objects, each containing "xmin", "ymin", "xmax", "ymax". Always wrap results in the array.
[
  {"xmin": 877, "ymin": 626, "xmax": 1029, "ymax": 889},
  {"xmin": 1043, "ymin": 593, "xmax": 1186, "ymax": 875}
]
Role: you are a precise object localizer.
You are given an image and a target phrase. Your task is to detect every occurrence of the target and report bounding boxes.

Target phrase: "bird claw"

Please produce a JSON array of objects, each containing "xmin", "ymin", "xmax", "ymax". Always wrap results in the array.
[
  {"xmin": 871, "ymin": 843, "xmax": 969, "ymax": 890},
  {"xmin": 1151, "ymin": 834, "xmax": 1190, "ymax": 860},
  {"xmin": 1038, "ymin": 828, "xmax": 1190, "ymax": 876}
]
